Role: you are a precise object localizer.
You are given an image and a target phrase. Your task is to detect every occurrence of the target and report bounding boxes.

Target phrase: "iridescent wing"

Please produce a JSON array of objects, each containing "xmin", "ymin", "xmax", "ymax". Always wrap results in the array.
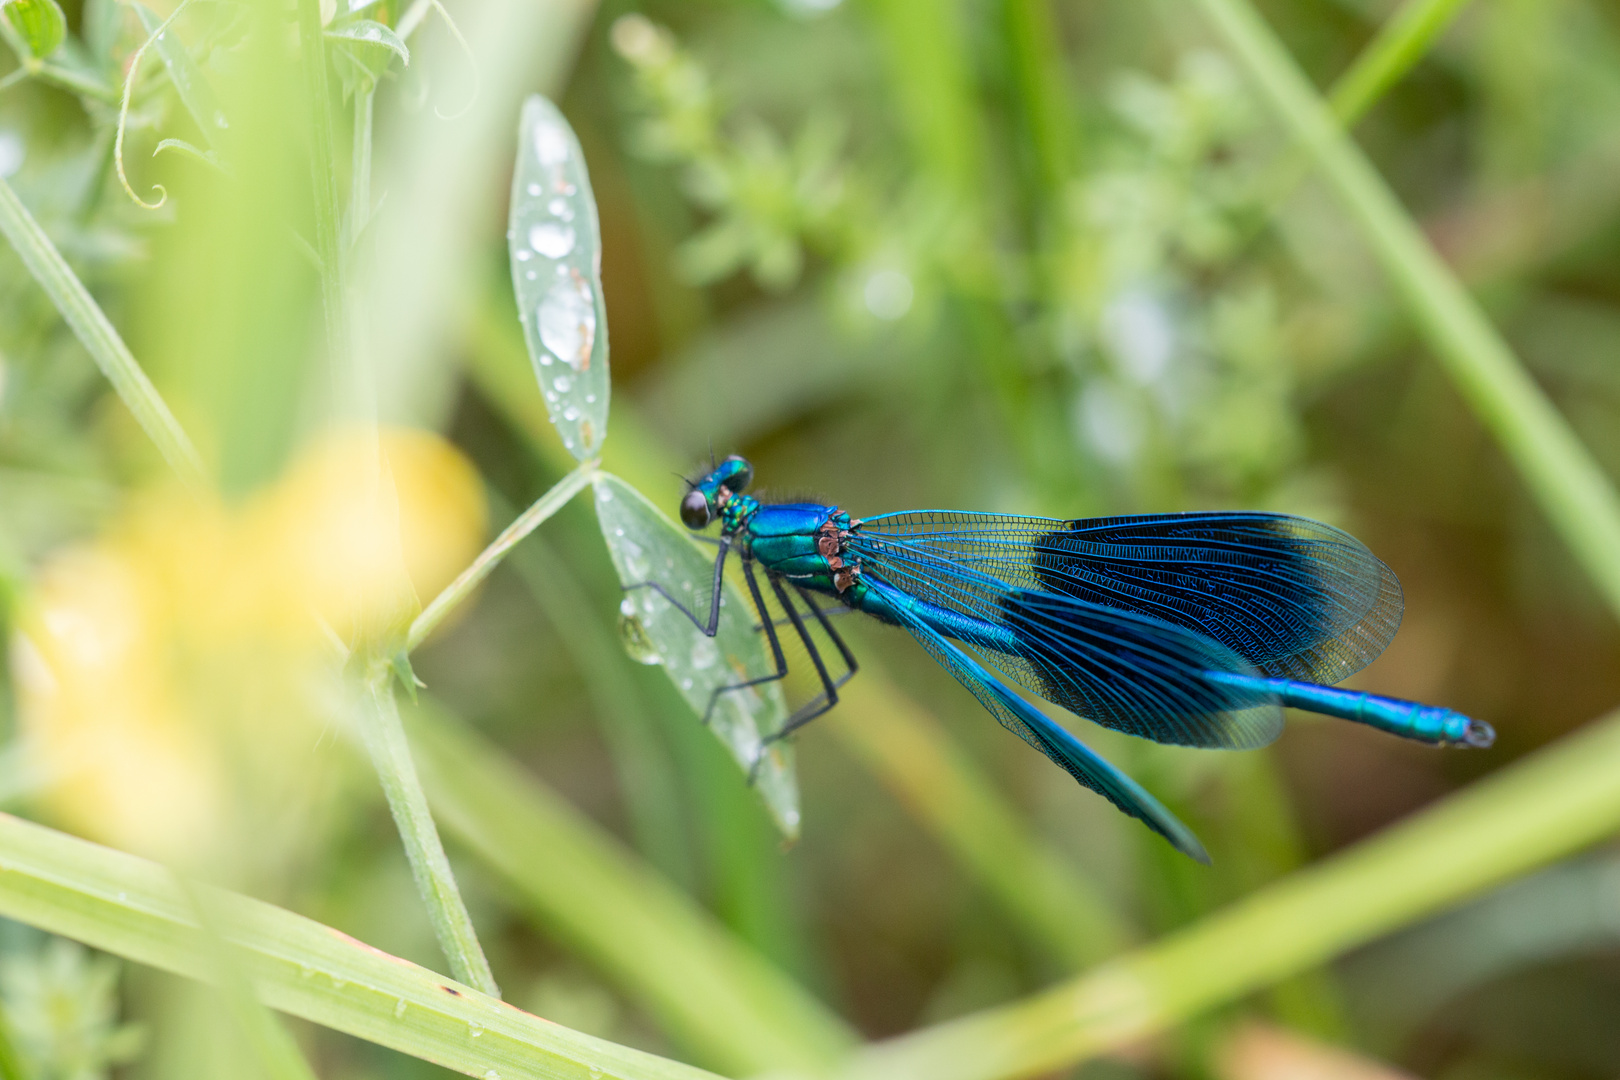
[
  {"xmin": 850, "ymin": 531, "xmax": 1284, "ymax": 749},
  {"xmin": 857, "ymin": 511, "xmax": 1402, "ymax": 684},
  {"xmin": 865, "ymin": 578, "xmax": 1209, "ymax": 861}
]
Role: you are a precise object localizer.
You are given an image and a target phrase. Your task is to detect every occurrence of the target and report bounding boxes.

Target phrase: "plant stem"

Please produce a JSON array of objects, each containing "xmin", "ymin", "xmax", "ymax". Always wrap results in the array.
[
  {"xmin": 406, "ymin": 457, "xmax": 597, "ymax": 652},
  {"xmin": 836, "ymin": 704, "xmax": 1620, "ymax": 1080},
  {"xmin": 358, "ymin": 672, "xmax": 500, "ymax": 998},
  {"xmin": 0, "ymin": 177, "xmax": 205, "ymax": 488},
  {"xmin": 0, "ymin": 812, "xmax": 713, "ymax": 1080},
  {"xmin": 296, "ymin": 0, "xmax": 346, "ymax": 368},
  {"xmin": 1199, "ymin": 0, "xmax": 1620, "ymax": 622},
  {"xmin": 1329, "ymin": 0, "xmax": 1473, "ymax": 125},
  {"xmin": 349, "ymin": 83, "xmax": 375, "ymax": 248}
]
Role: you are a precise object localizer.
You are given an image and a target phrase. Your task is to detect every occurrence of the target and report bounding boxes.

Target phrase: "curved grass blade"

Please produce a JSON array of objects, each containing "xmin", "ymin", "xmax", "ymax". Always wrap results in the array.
[
  {"xmin": 510, "ymin": 95, "xmax": 609, "ymax": 460},
  {"xmin": 0, "ymin": 811, "xmax": 720, "ymax": 1080},
  {"xmin": 592, "ymin": 472, "xmax": 798, "ymax": 838},
  {"xmin": 326, "ymin": 19, "xmax": 409, "ymax": 69}
]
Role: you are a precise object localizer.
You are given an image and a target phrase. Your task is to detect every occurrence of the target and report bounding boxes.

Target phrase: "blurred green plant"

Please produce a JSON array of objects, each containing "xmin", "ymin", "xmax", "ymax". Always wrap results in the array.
[{"xmin": 0, "ymin": 1, "xmax": 1615, "ymax": 1080}]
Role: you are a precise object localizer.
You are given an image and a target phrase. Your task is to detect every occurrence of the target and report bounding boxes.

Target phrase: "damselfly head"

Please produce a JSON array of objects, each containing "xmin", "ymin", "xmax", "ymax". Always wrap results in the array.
[{"xmin": 680, "ymin": 455, "xmax": 754, "ymax": 530}]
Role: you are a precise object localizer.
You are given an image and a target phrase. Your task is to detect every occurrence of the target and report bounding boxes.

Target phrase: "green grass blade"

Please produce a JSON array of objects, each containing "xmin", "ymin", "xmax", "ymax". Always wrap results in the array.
[
  {"xmin": 1328, "ymin": 0, "xmax": 1472, "ymax": 125},
  {"xmin": 0, "ymin": 178, "xmax": 205, "ymax": 488},
  {"xmin": 356, "ymin": 676, "xmax": 499, "ymax": 998},
  {"xmin": 1198, "ymin": 0, "xmax": 1620, "ymax": 621},
  {"xmin": 0, "ymin": 811, "xmax": 723, "ymax": 1080},
  {"xmin": 833, "ymin": 705, "xmax": 1620, "ymax": 1080},
  {"xmin": 408, "ymin": 700, "xmax": 856, "ymax": 1074}
]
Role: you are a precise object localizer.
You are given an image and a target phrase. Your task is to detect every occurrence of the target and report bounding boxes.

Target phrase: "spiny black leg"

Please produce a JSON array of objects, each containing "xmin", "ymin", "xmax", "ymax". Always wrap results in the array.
[
  {"xmin": 622, "ymin": 536, "xmax": 729, "ymax": 637},
  {"xmin": 796, "ymin": 586, "xmax": 859, "ymax": 679},
  {"xmin": 700, "ymin": 557, "xmax": 791, "ymax": 726},
  {"xmin": 745, "ymin": 577, "xmax": 858, "ymax": 785}
]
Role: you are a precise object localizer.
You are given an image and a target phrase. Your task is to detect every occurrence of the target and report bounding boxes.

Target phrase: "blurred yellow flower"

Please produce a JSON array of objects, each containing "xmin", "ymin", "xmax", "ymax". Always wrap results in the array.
[{"xmin": 11, "ymin": 428, "xmax": 486, "ymax": 868}]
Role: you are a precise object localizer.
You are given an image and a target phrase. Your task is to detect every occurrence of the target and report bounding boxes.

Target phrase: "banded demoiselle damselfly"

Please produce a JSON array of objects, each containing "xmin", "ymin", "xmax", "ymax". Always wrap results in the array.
[{"xmin": 628, "ymin": 455, "xmax": 1494, "ymax": 862}]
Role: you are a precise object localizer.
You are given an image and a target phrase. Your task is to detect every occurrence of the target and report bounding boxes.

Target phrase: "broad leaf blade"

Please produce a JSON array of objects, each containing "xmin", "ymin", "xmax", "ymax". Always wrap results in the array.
[
  {"xmin": 509, "ymin": 95, "xmax": 609, "ymax": 460},
  {"xmin": 592, "ymin": 472, "xmax": 798, "ymax": 838}
]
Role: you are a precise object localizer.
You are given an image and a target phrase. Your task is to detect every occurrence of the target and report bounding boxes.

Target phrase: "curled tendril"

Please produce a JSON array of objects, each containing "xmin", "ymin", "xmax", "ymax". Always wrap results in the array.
[{"xmin": 115, "ymin": 0, "xmax": 197, "ymax": 210}]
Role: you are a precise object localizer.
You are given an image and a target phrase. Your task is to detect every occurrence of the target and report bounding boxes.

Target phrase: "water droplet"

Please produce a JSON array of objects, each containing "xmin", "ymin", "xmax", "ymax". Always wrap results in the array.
[
  {"xmin": 690, "ymin": 637, "xmax": 718, "ymax": 670},
  {"xmin": 213, "ymin": 110, "xmax": 229, "ymax": 130},
  {"xmin": 538, "ymin": 277, "xmax": 596, "ymax": 370},
  {"xmin": 393, "ymin": 998, "xmax": 407, "ymax": 1018},
  {"xmin": 485, "ymin": 1072, "xmax": 501, "ymax": 1080},
  {"xmin": 299, "ymin": 965, "xmax": 315, "ymax": 979},
  {"xmin": 526, "ymin": 270, "xmax": 537, "ymax": 280},
  {"xmin": 864, "ymin": 268, "xmax": 914, "ymax": 321},
  {"xmin": 545, "ymin": 391, "xmax": 558, "ymax": 403},
  {"xmin": 618, "ymin": 612, "xmax": 661, "ymax": 664},
  {"xmin": 681, "ymin": 677, "xmax": 693, "ymax": 691},
  {"xmin": 469, "ymin": 1022, "xmax": 484, "ymax": 1038},
  {"xmin": 614, "ymin": 527, "xmax": 624, "ymax": 537},
  {"xmin": 588, "ymin": 1068, "xmax": 604, "ymax": 1080},
  {"xmin": 527, "ymin": 182, "xmax": 542, "ymax": 197},
  {"xmin": 600, "ymin": 487, "xmax": 613, "ymax": 502},
  {"xmin": 562, "ymin": 182, "xmax": 577, "ymax": 196},
  {"xmin": 116, "ymin": 891, "xmax": 127, "ymax": 902},
  {"xmin": 562, "ymin": 406, "xmax": 580, "ymax": 421},
  {"xmin": 529, "ymin": 222, "xmax": 576, "ymax": 258},
  {"xmin": 515, "ymin": 248, "xmax": 532, "ymax": 262},
  {"xmin": 331, "ymin": 976, "xmax": 347, "ymax": 989},
  {"xmin": 554, "ymin": 375, "xmax": 572, "ymax": 392},
  {"xmin": 547, "ymin": 197, "xmax": 574, "ymax": 221},
  {"xmin": 538, "ymin": 352, "xmax": 554, "ymax": 366},
  {"xmin": 563, "ymin": 438, "xmax": 574, "ymax": 450},
  {"xmin": 534, "ymin": 121, "xmax": 569, "ymax": 166},
  {"xmin": 585, "ymin": 393, "xmax": 596, "ymax": 403}
]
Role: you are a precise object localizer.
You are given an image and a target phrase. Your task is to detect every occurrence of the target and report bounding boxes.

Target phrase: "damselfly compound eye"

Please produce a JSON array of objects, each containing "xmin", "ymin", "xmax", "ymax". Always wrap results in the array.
[
  {"xmin": 680, "ymin": 489, "xmax": 710, "ymax": 529},
  {"xmin": 722, "ymin": 455, "xmax": 753, "ymax": 493}
]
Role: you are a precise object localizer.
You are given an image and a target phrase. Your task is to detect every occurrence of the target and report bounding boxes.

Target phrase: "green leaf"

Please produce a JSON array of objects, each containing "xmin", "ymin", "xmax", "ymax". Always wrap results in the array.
[
  {"xmin": 591, "ymin": 472, "xmax": 799, "ymax": 838},
  {"xmin": 0, "ymin": 812, "xmax": 721, "ymax": 1080},
  {"xmin": 133, "ymin": 2, "xmax": 229, "ymax": 147},
  {"xmin": 510, "ymin": 94, "xmax": 610, "ymax": 460},
  {"xmin": 2, "ymin": 0, "xmax": 64, "ymax": 59},
  {"xmin": 326, "ymin": 18, "xmax": 409, "ymax": 68}
]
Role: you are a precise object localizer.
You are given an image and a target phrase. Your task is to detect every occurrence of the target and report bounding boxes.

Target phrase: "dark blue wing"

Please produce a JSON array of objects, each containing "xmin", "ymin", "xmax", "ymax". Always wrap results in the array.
[
  {"xmin": 857, "ymin": 511, "xmax": 1402, "ymax": 684},
  {"xmin": 851, "ymin": 532, "xmax": 1284, "ymax": 749},
  {"xmin": 866, "ymin": 579, "xmax": 1209, "ymax": 861}
]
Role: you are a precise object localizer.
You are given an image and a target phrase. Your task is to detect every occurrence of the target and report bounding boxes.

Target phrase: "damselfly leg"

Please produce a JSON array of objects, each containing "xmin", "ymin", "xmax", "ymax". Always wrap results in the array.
[{"xmin": 621, "ymin": 536, "xmax": 730, "ymax": 637}]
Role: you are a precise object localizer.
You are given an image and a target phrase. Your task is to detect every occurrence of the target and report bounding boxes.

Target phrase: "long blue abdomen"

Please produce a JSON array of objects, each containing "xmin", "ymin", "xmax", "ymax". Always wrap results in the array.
[{"xmin": 1204, "ymin": 671, "xmax": 1494, "ymax": 747}]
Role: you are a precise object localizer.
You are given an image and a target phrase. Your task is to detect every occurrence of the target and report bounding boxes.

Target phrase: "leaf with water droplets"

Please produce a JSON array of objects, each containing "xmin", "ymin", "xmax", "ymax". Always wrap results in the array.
[
  {"xmin": 592, "ymin": 472, "xmax": 799, "ymax": 838},
  {"xmin": 326, "ymin": 18, "xmax": 409, "ymax": 67},
  {"xmin": 133, "ymin": 3, "xmax": 227, "ymax": 150},
  {"xmin": 3, "ymin": 0, "xmax": 64, "ymax": 58},
  {"xmin": 510, "ymin": 95, "xmax": 609, "ymax": 461}
]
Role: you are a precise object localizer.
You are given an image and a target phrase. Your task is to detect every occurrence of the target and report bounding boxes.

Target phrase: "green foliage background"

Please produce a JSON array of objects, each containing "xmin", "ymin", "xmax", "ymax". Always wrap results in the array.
[{"xmin": 0, "ymin": 0, "xmax": 1618, "ymax": 1078}]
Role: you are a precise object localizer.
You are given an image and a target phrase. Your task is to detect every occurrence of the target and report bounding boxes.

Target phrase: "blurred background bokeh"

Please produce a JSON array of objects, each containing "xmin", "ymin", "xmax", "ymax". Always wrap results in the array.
[{"xmin": 1, "ymin": 0, "xmax": 1619, "ymax": 1076}]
